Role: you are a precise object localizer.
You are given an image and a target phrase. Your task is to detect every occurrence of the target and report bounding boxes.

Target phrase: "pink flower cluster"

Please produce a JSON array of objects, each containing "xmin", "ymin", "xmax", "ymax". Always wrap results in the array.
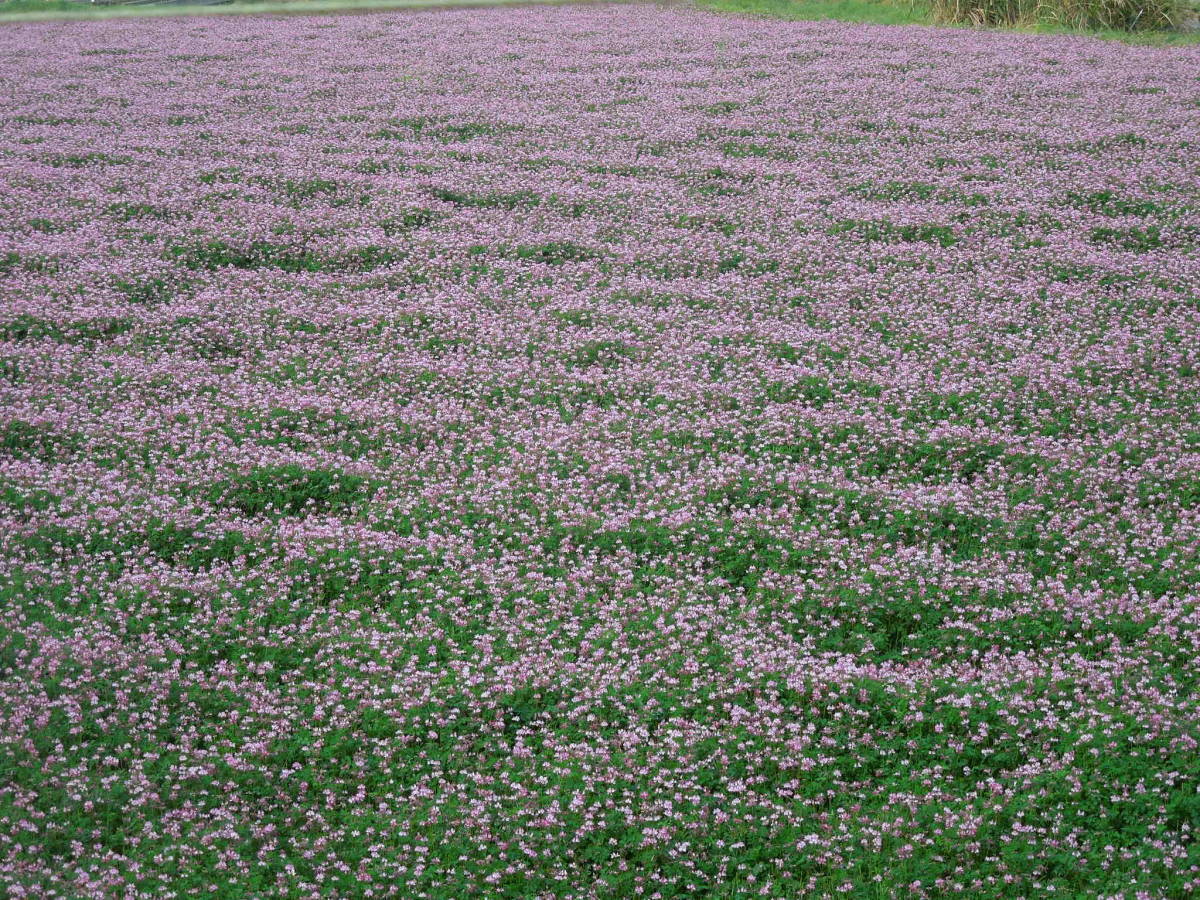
[{"xmin": 0, "ymin": 5, "xmax": 1198, "ymax": 898}]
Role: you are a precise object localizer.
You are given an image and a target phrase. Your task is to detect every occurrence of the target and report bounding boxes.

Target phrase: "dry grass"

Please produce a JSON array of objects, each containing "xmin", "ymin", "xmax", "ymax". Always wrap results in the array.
[{"xmin": 928, "ymin": 0, "xmax": 1181, "ymax": 28}]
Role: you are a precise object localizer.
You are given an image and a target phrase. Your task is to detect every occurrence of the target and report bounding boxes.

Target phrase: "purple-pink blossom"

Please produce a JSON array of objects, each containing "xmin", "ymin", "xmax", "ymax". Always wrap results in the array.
[{"xmin": 0, "ymin": 4, "xmax": 1199, "ymax": 898}]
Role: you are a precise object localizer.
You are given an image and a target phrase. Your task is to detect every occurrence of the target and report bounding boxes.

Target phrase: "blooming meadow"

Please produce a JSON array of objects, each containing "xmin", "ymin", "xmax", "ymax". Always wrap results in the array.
[{"xmin": 1, "ymin": 5, "xmax": 1199, "ymax": 897}]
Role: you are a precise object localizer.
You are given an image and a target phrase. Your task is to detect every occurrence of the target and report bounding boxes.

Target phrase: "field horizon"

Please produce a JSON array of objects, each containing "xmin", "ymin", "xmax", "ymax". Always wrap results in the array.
[{"xmin": 1, "ymin": 0, "xmax": 1198, "ymax": 44}]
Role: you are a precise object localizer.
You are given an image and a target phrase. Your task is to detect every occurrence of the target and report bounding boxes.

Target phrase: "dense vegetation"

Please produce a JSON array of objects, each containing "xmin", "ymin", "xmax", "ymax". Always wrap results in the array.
[{"xmin": 1, "ymin": 4, "xmax": 1198, "ymax": 898}]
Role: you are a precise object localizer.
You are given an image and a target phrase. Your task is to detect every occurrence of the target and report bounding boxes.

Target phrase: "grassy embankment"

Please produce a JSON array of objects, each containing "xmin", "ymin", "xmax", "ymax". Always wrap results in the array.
[{"xmin": 1, "ymin": 0, "xmax": 1196, "ymax": 39}]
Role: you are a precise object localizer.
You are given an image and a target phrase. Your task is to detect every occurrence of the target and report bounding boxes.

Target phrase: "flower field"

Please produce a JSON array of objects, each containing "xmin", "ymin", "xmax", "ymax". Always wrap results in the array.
[{"xmin": 1, "ymin": 5, "xmax": 1199, "ymax": 897}]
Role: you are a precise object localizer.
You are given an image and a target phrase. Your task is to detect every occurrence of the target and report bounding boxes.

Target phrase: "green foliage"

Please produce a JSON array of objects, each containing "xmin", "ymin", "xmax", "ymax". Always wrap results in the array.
[
  {"xmin": 380, "ymin": 208, "xmax": 441, "ymax": 234},
  {"xmin": 1089, "ymin": 225, "xmax": 1165, "ymax": 251},
  {"xmin": 168, "ymin": 239, "xmax": 404, "ymax": 273},
  {"xmin": 511, "ymin": 241, "xmax": 596, "ymax": 265},
  {"xmin": 1066, "ymin": 190, "xmax": 1165, "ymax": 217},
  {"xmin": 202, "ymin": 464, "xmax": 369, "ymax": 517},
  {"xmin": 567, "ymin": 339, "xmax": 636, "ymax": 369},
  {"xmin": 829, "ymin": 218, "xmax": 959, "ymax": 248},
  {"xmin": 1, "ymin": 421, "xmax": 82, "ymax": 461},
  {"xmin": 429, "ymin": 186, "xmax": 540, "ymax": 209},
  {"xmin": 141, "ymin": 521, "xmax": 252, "ymax": 569},
  {"xmin": 42, "ymin": 151, "xmax": 133, "ymax": 168},
  {"xmin": 0, "ymin": 315, "xmax": 132, "ymax": 344}
]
